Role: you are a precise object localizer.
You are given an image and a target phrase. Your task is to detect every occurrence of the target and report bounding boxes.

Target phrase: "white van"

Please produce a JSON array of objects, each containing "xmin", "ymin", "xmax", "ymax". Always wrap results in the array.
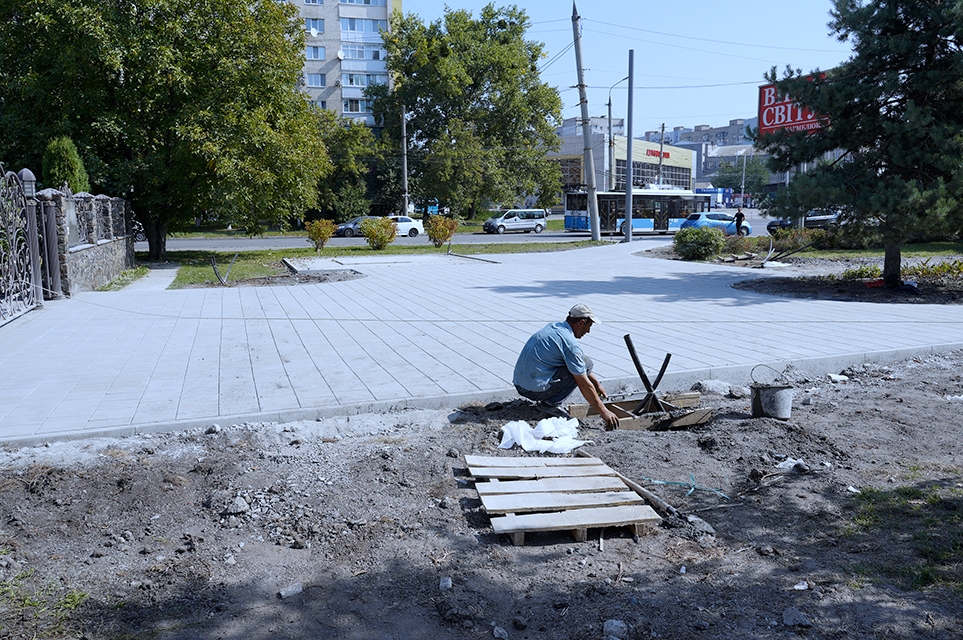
[{"xmin": 482, "ymin": 209, "xmax": 547, "ymax": 234}]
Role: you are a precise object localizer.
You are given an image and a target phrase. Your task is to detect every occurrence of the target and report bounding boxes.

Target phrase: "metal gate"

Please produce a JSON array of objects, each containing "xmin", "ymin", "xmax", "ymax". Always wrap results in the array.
[{"xmin": 0, "ymin": 166, "xmax": 41, "ymax": 327}]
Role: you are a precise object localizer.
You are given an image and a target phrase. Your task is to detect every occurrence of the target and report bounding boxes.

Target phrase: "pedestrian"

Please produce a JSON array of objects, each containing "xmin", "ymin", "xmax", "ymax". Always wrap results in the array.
[
  {"xmin": 513, "ymin": 303, "xmax": 620, "ymax": 430},
  {"xmin": 734, "ymin": 208, "xmax": 746, "ymax": 236}
]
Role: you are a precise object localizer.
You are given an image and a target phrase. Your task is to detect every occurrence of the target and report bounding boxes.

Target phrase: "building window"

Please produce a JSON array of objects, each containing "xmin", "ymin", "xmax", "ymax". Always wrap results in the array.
[
  {"xmin": 305, "ymin": 18, "xmax": 324, "ymax": 33},
  {"xmin": 340, "ymin": 18, "xmax": 387, "ymax": 33},
  {"xmin": 306, "ymin": 74, "xmax": 326, "ymax": 88},
  {"xmin": 306, "ymin": 46, "xmax": 325, "ymax": 60},
  {"xmin": 343, "ymin": 98, "xmax": 372, "ymax": 113},
  {"xmin": 342, "ymin": 44, "xmax": 384, "ymax": 60},
  {"xmin": 341, "ymin": 0, "xmax": 386, "ymax": 4},
  {"xmin": 304, "ymin": 0, "xmax": 321, "ymax": 4},
  {"xmin": 614, "ymin": 159, "xmax": 690, "ymax": 190},
  {"xmin": 342, "ymin": 73, "xmax": 388, "ymax": 87},
  {"xmin": 308, "ymin": 100, "xmax": 327, "ymax": 109}
]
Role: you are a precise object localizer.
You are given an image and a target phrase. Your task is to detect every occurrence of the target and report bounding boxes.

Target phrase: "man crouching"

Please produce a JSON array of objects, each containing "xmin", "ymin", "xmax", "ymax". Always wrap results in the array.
[{"xmin": 513, "ymin": 303, "xmax": 620, "ymax": 430}]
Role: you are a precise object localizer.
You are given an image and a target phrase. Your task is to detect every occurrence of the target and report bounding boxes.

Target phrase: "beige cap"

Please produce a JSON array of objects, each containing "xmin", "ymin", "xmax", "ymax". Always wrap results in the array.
[{"xmin": 568, "ymin": 303, "xmax": 599, "ymax": 323}]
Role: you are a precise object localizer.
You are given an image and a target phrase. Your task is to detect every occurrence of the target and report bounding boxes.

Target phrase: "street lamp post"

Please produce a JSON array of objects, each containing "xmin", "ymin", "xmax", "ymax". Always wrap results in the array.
[
  {"xmin": 739, "ymin": 149, "xmax": 747, "ymax": 207},
  {"xmin": 738, "ymin": 146, "xmax": 754, "ymax": 208},
  {"xmin": 607, "ymin": 76, "xmax": 628, "ymax": 192}
]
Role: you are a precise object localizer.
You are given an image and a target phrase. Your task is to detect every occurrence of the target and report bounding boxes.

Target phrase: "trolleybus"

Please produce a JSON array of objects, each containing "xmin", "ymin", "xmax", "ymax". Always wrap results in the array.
[{"xmin": 563, "ymin": 186, "xmax": 711, "ymax": 234}]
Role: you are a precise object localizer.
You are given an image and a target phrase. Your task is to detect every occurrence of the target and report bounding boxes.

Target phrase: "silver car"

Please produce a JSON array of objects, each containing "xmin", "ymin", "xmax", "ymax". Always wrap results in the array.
[{"xmin": 482, "ymin": 209, "xmax": 547, "ymax": 234}]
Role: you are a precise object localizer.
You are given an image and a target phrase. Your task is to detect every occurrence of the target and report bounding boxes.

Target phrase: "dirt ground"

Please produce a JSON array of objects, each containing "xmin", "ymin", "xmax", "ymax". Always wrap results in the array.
[
  {"xmin": 1, "ymin": 256, "xmax": 962, "ymax": 639},
  {"xmin": 1, "ymin": 356, "xmax": 961, "ymax": 639},
  {"xmin": 643, "ymin": 244, "xmax": 963, "ymax": 304}
]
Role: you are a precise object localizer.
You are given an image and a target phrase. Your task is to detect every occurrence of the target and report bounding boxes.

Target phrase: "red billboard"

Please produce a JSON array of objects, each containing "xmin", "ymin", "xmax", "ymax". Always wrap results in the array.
[{"xmin": 758, "ymin": 78, "xmax": 827, "ymax": 136}]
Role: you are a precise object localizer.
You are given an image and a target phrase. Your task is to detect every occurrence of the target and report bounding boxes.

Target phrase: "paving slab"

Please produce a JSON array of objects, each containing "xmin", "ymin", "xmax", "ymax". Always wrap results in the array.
[{"xmin": 2, "ymin": 241, "xmax": 962, "ymax": 446}]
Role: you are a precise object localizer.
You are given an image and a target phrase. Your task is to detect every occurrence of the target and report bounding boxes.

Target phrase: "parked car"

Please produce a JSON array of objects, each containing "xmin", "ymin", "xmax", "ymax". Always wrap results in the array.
[
  {"xmin": 387, "ymin": 215, "xmax": 425, "ymax": 237},
  {"xmin": 679, "ymin": 212, "xmax": 751, "ymax": 236},
  {"xmin": 766, "ymin": 210, "xmax": 840, "ymax": 235},
  {"xmin": 482, "ymin": 209, "xmax": 547, "ymax": 234},
  {"xmin": 336, "ymin": 216, "xmax": 375, "ymax": 237}
]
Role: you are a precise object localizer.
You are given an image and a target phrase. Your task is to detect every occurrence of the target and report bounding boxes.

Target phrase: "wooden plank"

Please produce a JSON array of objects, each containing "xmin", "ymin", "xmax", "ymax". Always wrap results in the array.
[
  {"xmin": 661, "ymin": 391, "xmax": 701, "ymax": 409},
  {"xmin": 469, "ymin": 464, "xmax": 614, "ymax": 480},
  {"xmin": 490, "ymin": 505, "xmax": 661, "ymax": 535},
  {"xmin": 475, "ymin": 476, "xmax": 628, "ymax": 496},
  {"xmin": 652, "ymin": 407, "xmax": 713, "ymax": 431},
  {"xmin": 480, "ymin": 490, "xmax": 644, "ymax": 514},
  {"xmin": 464, "ymin": 455, "xmax": 602, "ymax": 468},
  {"xmin": 568, "ymin": 393, "xmax": 701, "ymax": 417}
]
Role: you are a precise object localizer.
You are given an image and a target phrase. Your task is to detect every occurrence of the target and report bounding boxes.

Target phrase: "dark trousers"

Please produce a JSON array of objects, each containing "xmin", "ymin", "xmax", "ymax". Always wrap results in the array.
[{"xmin": 515, "ymin": 356, "xmax": 594, "ymax": 406}]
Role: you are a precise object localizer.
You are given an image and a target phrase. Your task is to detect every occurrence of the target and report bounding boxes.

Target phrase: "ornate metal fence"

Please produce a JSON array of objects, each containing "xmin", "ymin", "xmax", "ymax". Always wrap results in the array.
[{"xmin": 0, "ymin": 166, "xmax": 41, "ymax": 326}]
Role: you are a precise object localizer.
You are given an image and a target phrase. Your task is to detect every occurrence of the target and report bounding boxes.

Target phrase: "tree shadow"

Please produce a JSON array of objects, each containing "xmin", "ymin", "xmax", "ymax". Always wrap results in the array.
[{"xmin": 472, "ymin": 271, "xmax": 799, "ymax": 308}]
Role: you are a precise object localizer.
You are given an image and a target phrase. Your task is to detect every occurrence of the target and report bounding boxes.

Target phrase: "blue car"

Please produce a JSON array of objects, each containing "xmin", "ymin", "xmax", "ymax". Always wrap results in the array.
[{"xmin": 679, "ymin": 212, "xmax": 751, "ymax": 236}]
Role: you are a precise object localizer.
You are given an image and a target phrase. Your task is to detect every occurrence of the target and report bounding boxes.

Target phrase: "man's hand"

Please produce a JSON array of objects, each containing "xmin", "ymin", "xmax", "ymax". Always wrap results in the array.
[
  {"xmin": 574, "ymin": 373, "xmax": 619, "ymax": 430},
  {"xmin": 599, "ymin": 406, "xmax": 620, "ymax": 430}
]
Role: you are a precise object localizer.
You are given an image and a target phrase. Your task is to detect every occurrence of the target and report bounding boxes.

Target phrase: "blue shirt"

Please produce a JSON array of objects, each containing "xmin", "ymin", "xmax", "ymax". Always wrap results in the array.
[{"xmin": 513, "ymin": 322, "xmax": 587, "ymax": 392}]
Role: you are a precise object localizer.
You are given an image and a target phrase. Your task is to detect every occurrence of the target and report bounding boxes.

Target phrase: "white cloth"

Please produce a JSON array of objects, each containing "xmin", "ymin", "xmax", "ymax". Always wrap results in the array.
[{"xmin": 498, "ymin": 417, "xmax": 591, "ymax": 454}]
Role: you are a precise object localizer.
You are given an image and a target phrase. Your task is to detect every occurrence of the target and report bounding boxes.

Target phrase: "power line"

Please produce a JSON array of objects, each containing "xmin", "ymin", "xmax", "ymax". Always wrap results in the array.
[{"xmin": 585, "ymin": 18, "xmax": 846, "ymax": 53}]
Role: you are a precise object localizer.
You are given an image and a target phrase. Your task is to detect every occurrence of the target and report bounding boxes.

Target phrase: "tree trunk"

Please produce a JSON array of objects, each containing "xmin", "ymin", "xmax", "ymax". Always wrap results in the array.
[
  {"xmin": 883, "ymin": 241, "xmax": 901, "ymax": 288},
  {"xmin": 146, "ymin": 220, "xmax": 168, "ymax": 262}
]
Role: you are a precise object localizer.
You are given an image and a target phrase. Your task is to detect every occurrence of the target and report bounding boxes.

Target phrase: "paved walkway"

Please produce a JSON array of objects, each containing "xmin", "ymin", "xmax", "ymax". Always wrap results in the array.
[{"xmin": 2, "ymin": 241, "xmax": 962, "ymax": 446}]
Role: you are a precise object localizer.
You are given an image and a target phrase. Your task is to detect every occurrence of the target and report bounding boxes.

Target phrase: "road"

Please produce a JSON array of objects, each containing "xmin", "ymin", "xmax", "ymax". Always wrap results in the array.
[{"xmin": 136, "ymin": 209, "xmax": 770, "ymax": 252}]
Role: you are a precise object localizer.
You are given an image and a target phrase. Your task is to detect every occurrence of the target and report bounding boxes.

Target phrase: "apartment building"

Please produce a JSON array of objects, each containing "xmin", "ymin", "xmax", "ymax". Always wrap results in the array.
[
  {"xmin": 678, "ymin": 118, "xmax": 757, "ymax": 146},
  {"xmin": 558, "ymin": 116, "xmax": 624, "ymax": 138},
  {"xmin": 294, "ymin": 0, "xmax": 401, "ymax": 126}
]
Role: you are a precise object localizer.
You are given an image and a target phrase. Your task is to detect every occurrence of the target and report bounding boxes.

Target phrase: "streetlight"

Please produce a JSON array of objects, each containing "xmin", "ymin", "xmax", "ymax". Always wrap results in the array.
[
  {"xmin": 738, "ymin": 146, "xmax": 754, "ymax": 208},
  {"xmin": 607, "ymin": 76, "xmax": 628, "ymax": 192}
]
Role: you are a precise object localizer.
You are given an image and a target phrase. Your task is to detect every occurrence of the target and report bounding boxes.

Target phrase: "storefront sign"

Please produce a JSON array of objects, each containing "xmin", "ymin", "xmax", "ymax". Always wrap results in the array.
[
  {"xmin": 645, "ymin": 149, "xmax": 669, "ymax": 159},
  {"xmin": 758, "ymin": 77, "xmax": 827, "ymax": 136}
]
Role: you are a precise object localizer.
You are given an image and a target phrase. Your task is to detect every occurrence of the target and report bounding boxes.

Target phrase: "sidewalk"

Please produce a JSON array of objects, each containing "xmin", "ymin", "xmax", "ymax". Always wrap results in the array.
[{"xmin": 2, "ymin": 241, "xmax": 961, "ymax": 446}]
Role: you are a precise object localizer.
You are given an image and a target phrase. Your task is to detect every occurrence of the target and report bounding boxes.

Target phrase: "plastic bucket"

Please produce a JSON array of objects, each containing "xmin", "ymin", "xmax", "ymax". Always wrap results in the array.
[{"xmin": 750, "ymin": 384, "xmax": 793, "ymax": 420}]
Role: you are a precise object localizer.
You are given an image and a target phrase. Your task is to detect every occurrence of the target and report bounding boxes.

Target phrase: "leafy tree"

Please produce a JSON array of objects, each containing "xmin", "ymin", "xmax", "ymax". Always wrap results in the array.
[
  {"xmin": 370, "ymin": 4, "xmax": 563, "ymax": 219},
  {"xmin": 756, "ymin": 0, "xmax": 963, "ymax": 287},
  {"xmin": 0, "ymin": 0, "xmax": 330, "ymax": 261},
  {"xmin": 330, "ymin": 183, "xmax": 372, "ymax": 223},
  {"xmin": 314, "ymin": 110, "xmax": 378, "ymax": 222},
  {"xmin": 711, "ymin": 157, "xmax": 769, "ymax": 198},
  {"xmin": 41, "ymin": 137, "xmax": 90, "ymax": 193}
]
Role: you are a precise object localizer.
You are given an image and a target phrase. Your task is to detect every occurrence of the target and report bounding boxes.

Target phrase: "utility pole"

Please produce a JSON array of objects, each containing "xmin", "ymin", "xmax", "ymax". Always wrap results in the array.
[
  {"xmin": 607, "ymin": 94, "xmax": 614, "ymax": 192},
  {"xmin": 572, "ymin": 2, "xmax": 600, "ymax": 240},
  {"xmin": 656, "ymin": 123, "xmax": 665, "ymax": 185},
  {"xmin": 401, "ymin": 105, "xmax": 409, "ymax": 216},
  {"xmin": 623, "ymin": 50, "xmax": 634, "ymax": 243}
]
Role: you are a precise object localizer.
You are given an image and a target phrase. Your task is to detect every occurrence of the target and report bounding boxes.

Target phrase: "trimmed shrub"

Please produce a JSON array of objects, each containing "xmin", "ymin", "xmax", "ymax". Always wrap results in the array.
[
  {"xmin": 359, "ymin": 216, "xmax": 396, "ymax": 250},
  {"xmin": 673, "ymin": 226, "xmax": 726, "ymax": 261},
  {"xmin": 425, "ymin": 215, "xmax": 458, "ymax": 248},
  {"xmin": 42, "ymin": 137, "xmax": 90, "ymax": 193},
  {"xmin": 305, "ymin": 219, "xmax": 336, "ymax": 252},
  {"xmin": 839, "ymin": 264, "xmax": 882, "ymax": 280}
]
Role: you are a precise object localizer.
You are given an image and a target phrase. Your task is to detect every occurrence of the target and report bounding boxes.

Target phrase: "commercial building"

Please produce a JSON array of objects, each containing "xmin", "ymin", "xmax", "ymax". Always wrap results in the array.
[
  {"xmin": 293, "ymin": 0, "xmax": 401, "ymax": 126},
  {"xmin": 548, "ymin": 129, "xmax": 694, "ymax": 194}
]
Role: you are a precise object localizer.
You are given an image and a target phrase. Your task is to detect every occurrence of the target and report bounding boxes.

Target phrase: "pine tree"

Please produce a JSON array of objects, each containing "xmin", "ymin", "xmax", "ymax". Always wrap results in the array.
[{"xmin": 757, "ymin": 0, "xmax": 963, "ymax": 287}]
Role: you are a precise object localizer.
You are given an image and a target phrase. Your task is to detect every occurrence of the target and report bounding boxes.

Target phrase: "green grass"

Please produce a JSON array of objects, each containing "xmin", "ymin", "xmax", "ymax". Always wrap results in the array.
[
  {"xmin": 0, "ymin": 569, "xmax": 88, "ymax": 638},
  {"xmin": 145, "ymin": 240, "xmax": 608, "ymax": 288},
  {"xmin": 168, "ymin": 227, "xmax": 305, "ymax": 239},
  {"xmin": 95, "ymin": 266, "xmax": 150, "ymax": 291},
  {"xmin": 843, "ymin": 480, "xmax": 963, "ymax": 591},
  {"xmin": 793, "ymin": 240, "xmax": 963, "ymax": 260}
]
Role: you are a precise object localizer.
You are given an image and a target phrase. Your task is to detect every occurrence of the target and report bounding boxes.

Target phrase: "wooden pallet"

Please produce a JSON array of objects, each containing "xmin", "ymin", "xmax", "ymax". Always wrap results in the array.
[{"xmin": 465, "ymin": 455, "xmax": 661, "ymax": 545}]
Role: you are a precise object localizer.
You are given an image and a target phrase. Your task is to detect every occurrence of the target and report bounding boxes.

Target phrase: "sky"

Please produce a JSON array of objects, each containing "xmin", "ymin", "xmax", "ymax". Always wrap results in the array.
[{"xmin": 395, "ymin": 0, "xmax": 853, "ymax": 135}]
